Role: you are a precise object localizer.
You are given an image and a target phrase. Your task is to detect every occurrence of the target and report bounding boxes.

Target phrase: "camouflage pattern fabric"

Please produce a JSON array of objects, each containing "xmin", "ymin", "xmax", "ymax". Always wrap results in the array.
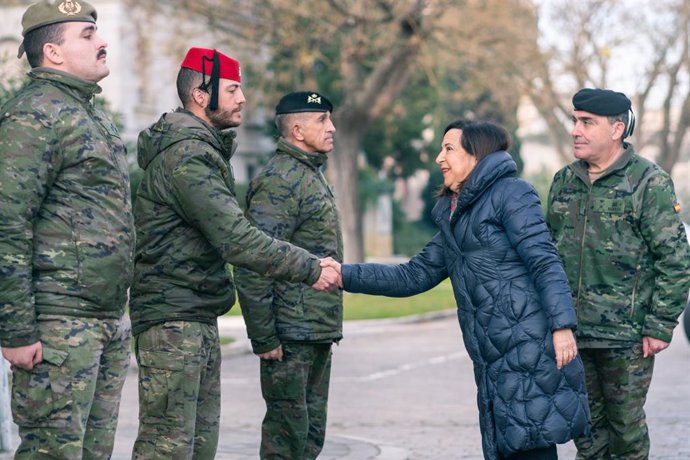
[
  {"xmin": 11, "ymin": 314, "xmax": 131, "ymax": 459},
  {"xmin": 0, "ymin": 69, "xmax": 134, "ymax": 348},
  {"xmin": 260, "ymin": 343, "xmax": 332, "ymax": 460},
  {"xmin": 547, "ymin": 145, "xmax": 690, "ymax": 347},
  {"xmin": 235, "ymin": 138, "xmax": 343, "ymax": 354},
  {"xmin": 574, "ymin": 347, "xmax": 654, "ymax": 460},
  {"xmin": 130, "ymin": 109, "xmax": 321, "ymax": 337},
  {"xmin": 132, "ymin": 321, "xmax": 221, "ymax": 460}
]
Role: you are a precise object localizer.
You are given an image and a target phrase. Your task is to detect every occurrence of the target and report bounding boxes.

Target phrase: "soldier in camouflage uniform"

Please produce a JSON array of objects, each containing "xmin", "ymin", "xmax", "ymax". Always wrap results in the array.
[
  {"xmin": 235, "ymin": 91, "xmax": 343, "ymax": 460},
  {"xmin": 0, "ymin": 1, "xmax": 134, "ymax": 458},
  {"xmin": 130, "ymin": 51, "xmax": 340, "ymax": 460},
  {"xmin": 546, "ymin": 88, "xmax": 690, "ymax": 460}
]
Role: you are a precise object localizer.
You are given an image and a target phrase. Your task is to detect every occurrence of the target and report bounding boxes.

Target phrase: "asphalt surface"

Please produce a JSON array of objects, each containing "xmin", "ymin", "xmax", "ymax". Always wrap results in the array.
[{"xmin": 2, "ymin": 311, "xmax": 689, "ymax": 459}]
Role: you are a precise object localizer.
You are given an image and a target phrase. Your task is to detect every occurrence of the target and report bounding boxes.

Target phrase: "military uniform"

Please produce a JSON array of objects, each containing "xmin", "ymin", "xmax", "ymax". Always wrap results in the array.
[
  {"xmin": 131, "ymin": 108, "xmax": 323, "ymax": 458},
  {"xmin": 235, "ymin": 134, "xmax": 343, "ymax": 459},
  {"xmin": 0, "ymin": 67, "xmax": 134, "ymax": 458},
  {"xmin": 547, "ymin": 144, "xmax": 690, "ymax": 459}
]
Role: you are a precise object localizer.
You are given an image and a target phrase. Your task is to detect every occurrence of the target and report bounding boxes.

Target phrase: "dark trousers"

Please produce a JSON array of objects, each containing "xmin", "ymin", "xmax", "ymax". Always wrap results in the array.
[{"xmin": 502, "ymin": 445, "xmax": 558, "ymax": 460}]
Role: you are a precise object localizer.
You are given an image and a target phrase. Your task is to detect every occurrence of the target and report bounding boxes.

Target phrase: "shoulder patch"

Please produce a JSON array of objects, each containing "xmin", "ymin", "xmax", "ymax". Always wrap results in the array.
[{"xmin": 673, "ymin": 202, "xmax": 681, "ymax": 213}]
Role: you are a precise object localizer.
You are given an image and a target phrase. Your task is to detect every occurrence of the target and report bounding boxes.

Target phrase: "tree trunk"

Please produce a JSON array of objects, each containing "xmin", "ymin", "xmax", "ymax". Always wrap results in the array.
[
  {"xmin": 0, "ymin": 353, "xmax": 13, "ymax": 453},
  {"xmin": 329, "ymin": 117, "xmax": 365, "ymax": 263}
]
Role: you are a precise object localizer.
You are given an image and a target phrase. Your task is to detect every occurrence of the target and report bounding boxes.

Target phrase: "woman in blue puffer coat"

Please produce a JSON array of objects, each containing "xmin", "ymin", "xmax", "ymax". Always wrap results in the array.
[{"xmin": 330, "ymin": 120, "xmax": 590, "ymax": 459}]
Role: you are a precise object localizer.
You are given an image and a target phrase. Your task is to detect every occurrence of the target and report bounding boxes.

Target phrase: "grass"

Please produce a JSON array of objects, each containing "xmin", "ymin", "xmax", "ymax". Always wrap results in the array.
[{"xmin": 227, "ymin": 278, "xmax": 456, "ymax": 320}]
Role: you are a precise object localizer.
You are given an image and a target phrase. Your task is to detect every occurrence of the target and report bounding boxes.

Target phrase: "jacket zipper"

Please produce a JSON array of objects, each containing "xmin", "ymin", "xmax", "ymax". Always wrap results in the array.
[{"xmin": 575, "ymin": 185, "xmax": 592, "ymax": 316}]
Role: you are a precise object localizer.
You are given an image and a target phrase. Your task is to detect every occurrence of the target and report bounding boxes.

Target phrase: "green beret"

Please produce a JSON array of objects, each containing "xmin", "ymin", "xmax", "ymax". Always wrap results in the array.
[
  {"xmin": 18, "ymin": 0, "xmax": 98, "ymax": 58},
  {"xmin": 276, "ymin": 91, "xmax": 333, "ymax": 115},
  {"xmin": 572, "ymin": 88, "xmax": 631, "ymax": 116}
]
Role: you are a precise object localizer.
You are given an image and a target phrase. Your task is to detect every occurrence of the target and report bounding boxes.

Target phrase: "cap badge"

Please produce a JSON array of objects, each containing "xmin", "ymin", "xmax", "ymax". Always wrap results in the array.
[
  {"xmin": 58, "ymin": 0, "xmax": 83, "ymax": 16},
  {"xmin": 307, "ymin": 93, "xmax": 321, "ymax": 104}
]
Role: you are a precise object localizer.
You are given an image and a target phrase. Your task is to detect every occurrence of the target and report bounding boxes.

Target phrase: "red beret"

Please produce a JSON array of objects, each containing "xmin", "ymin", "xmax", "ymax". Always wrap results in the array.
[{"xmin": 180, "ymin": 47, "xmax": 241, "ymax": 82}]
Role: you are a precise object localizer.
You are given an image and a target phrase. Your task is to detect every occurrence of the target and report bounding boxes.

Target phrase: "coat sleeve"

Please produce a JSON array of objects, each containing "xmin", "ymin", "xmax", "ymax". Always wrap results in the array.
[
  {"xmin": 0, "ymin": 107, "xmax": 61, "ymax": 347},
  {"xmin": 167, "ymin": 150, "xmax": 321, "ymax": 285},
  {"xmin": 234, "ymin": 173, "xmax": 301, "ymax": 354},
  {"xmin": 342, "ymin": 233, "xmax": 448, "ymax": 297},
  {"xmin": 638, "ymin": 172, "xmax": 690, "ymax": 341},
  {"xmin": 499, "ymin": 180, "xmax": 577, "ymax": 331}
]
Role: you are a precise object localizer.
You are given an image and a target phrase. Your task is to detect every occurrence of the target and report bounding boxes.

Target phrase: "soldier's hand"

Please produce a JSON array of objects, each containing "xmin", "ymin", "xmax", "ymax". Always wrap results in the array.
[
  {"xmin": 312, "ymin": 258, "xmax": 341, "ymax": 291},
  {"xmin": 258, "ymin": 345, "xmax": 283, "ymax": 361},
  {"xmin": 642, "ymin": 336, "xmax": 670, "ymax": 358},
  {"xmin": 552, "ymin": 328, "xmax": 577, "ymax": 369},
  {"xmin": 1, "ymin": 341, "xmax": 43, "ymax": 370}
]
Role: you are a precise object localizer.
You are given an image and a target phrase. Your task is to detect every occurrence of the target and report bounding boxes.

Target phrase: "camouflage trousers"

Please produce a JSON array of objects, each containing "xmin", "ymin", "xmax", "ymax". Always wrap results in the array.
[
  {"xmin": 575, "ymin": 346, "xmax": 654, "ymax": 460},
  {"xmin": 11, "ymin": 313, "xmax": 131, "ymax": 460},
  {"xmin": 260, "ymin": 342, "xmax": 332, "ymax": 460},
  {"xmin": 132, "ymin": 321, "xmax": 221, "ymax": 460}
]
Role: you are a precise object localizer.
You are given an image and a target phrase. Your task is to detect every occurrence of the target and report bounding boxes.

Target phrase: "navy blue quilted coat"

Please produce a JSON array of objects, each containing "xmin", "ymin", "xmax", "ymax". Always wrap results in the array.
[{"xmin": 342, "ymin": 152, "xmax": 590, "ymax": 459}]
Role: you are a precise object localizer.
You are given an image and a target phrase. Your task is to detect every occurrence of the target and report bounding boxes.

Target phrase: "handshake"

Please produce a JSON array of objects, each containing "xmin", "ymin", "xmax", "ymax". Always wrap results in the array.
[{"xmin": 311, "ymin": 257, "xmax": 343, "ymax": 292}]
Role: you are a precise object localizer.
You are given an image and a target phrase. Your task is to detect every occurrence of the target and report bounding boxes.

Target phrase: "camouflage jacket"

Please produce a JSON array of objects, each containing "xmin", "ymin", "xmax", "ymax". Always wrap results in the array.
[
  {"xmin": 0, "ymin": 69, "xmax": 134, "ymax": 348},
  {"xmin": 235, "ymin": 139, "xmax": 343, "ymax": 353},
  {"xmin": 547, "ymin": 145, "xmax": 690, "ymax": 347},
  {"xmin": 130, "ymin": 110, "xmax": 322, "ymax": 336}
]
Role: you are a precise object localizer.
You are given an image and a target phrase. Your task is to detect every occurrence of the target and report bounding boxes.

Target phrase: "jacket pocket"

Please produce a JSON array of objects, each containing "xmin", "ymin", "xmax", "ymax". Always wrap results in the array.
[
  {"xmin": 11, "ymin": 346, "xmax": 72, "ymax": 428},
  {"xmin": 136, "ymin": 349, "xmax": 186, "ymax": 426}
]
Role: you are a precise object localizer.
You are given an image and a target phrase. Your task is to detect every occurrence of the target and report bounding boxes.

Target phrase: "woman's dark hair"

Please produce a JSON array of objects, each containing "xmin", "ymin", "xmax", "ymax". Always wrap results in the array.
[
  {"xmin": 23, "ymin": 23, "xmax": 65, "ymax": 69},
  {"xmin": 437, "ymin": 119, "xmax": 511, "ymax": 196},
  {"xmin": 460, "ymin": 121, "xmax": 511, "ymax": 162},
  {"xmin": 443, "ymin": 119, "xmax": 471, "ymax": 137}
]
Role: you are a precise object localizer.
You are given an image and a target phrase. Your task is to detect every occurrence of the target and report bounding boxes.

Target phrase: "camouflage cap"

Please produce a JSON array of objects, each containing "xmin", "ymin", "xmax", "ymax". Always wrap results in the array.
[{"xmin": 18, "ymin": 0, "xmax": 98, "ymax": 58}]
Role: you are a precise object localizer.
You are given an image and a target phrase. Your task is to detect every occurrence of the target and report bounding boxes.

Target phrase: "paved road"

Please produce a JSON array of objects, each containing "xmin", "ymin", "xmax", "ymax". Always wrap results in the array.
[{"xmin": 3, "ymin": 313, "xmax": 689, "ymax": 459}]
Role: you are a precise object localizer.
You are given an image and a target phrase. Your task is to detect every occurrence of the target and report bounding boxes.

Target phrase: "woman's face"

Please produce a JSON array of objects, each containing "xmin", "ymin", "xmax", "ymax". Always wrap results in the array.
[{"xmin": 436, "ymin": 128, "xmax": 477, "ymax": 192}]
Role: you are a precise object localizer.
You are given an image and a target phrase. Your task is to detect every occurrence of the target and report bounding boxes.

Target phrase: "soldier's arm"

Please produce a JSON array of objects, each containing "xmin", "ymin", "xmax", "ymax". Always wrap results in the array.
[
  {"xmin": 0, "ymin": 109, "xmax": 59, "ymax": 348},
  {"xmin": 638, "ymin": 173, "xmax": 690, "ymax": 342},
  {"xmin": 235, "ymin": 173, "xmax": 300, "ymax": 354},
  {"xmin": 168, "ymin": 151, "xmax": 321, "ymax": 284}
]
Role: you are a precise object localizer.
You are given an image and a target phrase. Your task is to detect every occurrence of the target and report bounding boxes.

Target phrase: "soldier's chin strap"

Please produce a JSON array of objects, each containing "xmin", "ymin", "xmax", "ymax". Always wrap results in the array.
[{"xmin": 199, "ymin": 50, "xmax": 221, "ymax": 111}]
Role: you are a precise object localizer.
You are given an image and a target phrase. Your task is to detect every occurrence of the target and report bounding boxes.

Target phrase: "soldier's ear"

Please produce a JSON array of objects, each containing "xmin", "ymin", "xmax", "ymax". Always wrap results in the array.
[
  {"xmin": 611, "ymin": 119, "xmax": 626, "ymax": 142},
  {"xmin": 42, "ymin": 43, "xmax": 63, "ymax": 66},
  {"xmin": 191, "ymin": 87, "xmax": 209, "ymax": 109},
  {"xmin": 292, "ymin": 122, "xmax": 305, "ymax": 142}
]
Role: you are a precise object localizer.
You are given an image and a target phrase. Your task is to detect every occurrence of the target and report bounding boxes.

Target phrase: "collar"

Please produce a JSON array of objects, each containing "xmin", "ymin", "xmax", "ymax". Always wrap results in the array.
[
  {"xmin": 29, "ymin": 68, "xmax": 102, "ymax": 102},
  {"xmin": 276, "ymin": 137, "xmax": 328, "ymax": 169},
  {"xmin": 569, "ymin": 143, "xmax": 636, "ymax": 184}
]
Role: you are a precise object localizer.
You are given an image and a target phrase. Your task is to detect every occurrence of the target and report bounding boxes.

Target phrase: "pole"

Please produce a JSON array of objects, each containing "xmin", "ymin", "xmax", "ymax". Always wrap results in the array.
[{"xmin": 0, "ymin": 352, "xmax": 13, "ymax": 453}]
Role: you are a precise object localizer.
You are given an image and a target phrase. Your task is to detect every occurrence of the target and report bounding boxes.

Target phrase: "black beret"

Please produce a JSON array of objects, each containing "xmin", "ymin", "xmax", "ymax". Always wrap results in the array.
[
  {"xmin": 572, "ymin": 88, "xmax": 631, "ymax": 116},
  {"xmin": 276, "ymin": 91, "xmax": 333, "ymax": 115}
]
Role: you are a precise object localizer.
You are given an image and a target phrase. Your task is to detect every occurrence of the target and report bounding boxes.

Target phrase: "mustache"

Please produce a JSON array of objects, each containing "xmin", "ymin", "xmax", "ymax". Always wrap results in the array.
[{"xmin": 97, "ymin": 49, "xmax": 107, "ymax": 59}]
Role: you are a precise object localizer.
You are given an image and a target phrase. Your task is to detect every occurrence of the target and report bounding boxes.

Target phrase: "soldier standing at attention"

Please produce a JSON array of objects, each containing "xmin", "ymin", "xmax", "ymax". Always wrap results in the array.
[
  {"xmin": 235, "ymin": 91, "xmax": 343, "ymax": 460},
  {"xmin": 130, "ymin": 51, "xmax": 339, "ymax": 459},
  {"xmin": 546, "ymin": 88, "xmax": 690, "ymax": 459},
  {"xmin": 0, "ymin": 1, "xmax": 134, "ymax": 458}
]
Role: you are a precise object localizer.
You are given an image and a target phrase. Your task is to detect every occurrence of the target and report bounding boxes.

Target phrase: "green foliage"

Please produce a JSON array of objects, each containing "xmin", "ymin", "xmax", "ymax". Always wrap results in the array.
[
  {"xmin": 358, "ymin": 166, "xmax": 394, "ymax": 208},
  {"xmin": 392, "ymin": 200, "xmax": 437, "ymax": 257}
]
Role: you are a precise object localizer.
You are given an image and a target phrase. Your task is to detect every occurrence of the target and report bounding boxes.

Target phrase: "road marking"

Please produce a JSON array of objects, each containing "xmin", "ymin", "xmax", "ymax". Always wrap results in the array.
[{"xmin": 336, "ymin": 351, "xmax": 469, "ymax": 382}]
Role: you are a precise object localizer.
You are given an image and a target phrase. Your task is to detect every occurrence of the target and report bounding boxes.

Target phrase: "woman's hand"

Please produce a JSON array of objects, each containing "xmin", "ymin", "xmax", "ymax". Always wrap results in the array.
[{"xmin": 552, "ymin": 328, "xmax": 578, "ymax": 369}]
